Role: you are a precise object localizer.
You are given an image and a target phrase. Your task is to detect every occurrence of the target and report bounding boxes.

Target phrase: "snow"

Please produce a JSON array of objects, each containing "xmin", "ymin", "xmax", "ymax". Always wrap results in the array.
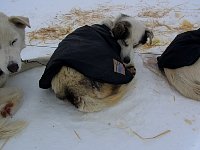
[{"xmin": 1, "ymin": 0, "xmax": 200, "ymax": 150}]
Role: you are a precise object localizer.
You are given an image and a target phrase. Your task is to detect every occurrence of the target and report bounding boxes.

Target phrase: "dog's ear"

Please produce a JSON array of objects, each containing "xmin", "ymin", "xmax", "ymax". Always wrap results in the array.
[
  {"xmin": 145, "ymin": 29, "xmax": 154, "ymax": 44},
  {"xmin": 112, "ymin": 21, "xmax": 131, "ymax": 40},
  {"xmin": 9, "ymin": 16, "xmax": 31, "ymax": 28}
]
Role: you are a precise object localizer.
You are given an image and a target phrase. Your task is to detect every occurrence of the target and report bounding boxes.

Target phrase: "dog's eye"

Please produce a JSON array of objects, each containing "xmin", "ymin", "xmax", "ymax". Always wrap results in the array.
[{"xmin": 10, "ymin": 39, "xmax": 18, "ymax": 46}]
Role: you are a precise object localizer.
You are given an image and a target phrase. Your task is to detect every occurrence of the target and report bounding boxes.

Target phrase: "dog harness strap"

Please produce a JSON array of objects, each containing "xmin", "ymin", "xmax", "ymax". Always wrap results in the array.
[
  {"xmin": 157, "ymin": 28, "xmax": 200, "ymax": 70},
  {"xmin": 39, "ymin": 24, "xmax": 133, "ymax": 89}
]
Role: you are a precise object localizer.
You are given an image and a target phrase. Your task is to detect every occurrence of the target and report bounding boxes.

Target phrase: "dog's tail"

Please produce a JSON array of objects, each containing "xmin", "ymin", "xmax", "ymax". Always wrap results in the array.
[
  {"xmin": 98, "ymin": 84, "xmax": 129, "ymax": 107},
  {"xmin": 0, "ymin": 88, "xmax": 27, "ymax": 139}
]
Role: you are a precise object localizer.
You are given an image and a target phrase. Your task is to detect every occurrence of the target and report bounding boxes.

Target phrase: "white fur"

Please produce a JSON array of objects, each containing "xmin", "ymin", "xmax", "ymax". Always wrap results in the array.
[
  {"xmin": 115, "ymin": 16, "xmax": 146, "ymax": 59},
  {"xmin": 102, "ymin": 14, "xmax": 153, "ymax": 64}
]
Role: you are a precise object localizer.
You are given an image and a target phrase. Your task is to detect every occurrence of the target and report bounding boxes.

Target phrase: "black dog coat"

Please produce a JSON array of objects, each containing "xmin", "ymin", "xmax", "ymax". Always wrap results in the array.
[
  {"xmin": 39, "ymin": 24, "xmax": 133, "ymax": 89},
  {"xmin": 157, "ymin": 28, "xmax": 200, "ymax": 70}
]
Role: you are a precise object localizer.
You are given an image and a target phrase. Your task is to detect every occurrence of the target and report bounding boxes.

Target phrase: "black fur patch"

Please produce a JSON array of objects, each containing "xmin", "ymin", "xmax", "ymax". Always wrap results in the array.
[
  {"xmin": 139, "ymin": 31, "xmax": 148, "ymax": 44},
  {"xmin": 64, "ymin": 88, "xmax": 80, "ymax": 108},
  {"xmin": 90, "ymin": 80, "xmax": 102, "ymax": 91},
  {"xmin": 112, "ymin": 21, "xmax": 131, "ymax": 40}
]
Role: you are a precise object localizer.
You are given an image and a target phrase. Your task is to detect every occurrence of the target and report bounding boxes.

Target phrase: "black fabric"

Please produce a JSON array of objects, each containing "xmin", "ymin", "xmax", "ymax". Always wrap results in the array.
[
  {"xmin": 157, "ymin": 28, "xmax": 200, "ymax": 70},
  {"xmin": 39, "ymin": 24, "xmax": 133, "ymax": 89}
]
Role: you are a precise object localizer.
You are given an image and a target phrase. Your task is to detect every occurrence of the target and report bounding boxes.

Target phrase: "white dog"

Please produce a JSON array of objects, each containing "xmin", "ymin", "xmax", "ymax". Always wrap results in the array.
[{"xmin": 0, "ymin": 12, "xmax": 49, "ymax": 139}]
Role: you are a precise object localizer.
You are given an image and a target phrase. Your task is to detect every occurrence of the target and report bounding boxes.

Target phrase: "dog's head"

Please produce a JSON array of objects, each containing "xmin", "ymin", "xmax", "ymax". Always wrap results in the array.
[
  {"xmin": 0, "ymin": 12, "xmax": 30, "ymax": 79},
  {"xmin": 103, "ymin": 14, "xmax": 153, "ymax": 64}
]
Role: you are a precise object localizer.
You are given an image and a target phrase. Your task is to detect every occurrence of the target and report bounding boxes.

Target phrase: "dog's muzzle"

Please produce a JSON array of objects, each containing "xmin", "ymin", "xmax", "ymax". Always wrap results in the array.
[{"xmin": 7, "ymin": 62, "xmax": 19, "ymax": 73}]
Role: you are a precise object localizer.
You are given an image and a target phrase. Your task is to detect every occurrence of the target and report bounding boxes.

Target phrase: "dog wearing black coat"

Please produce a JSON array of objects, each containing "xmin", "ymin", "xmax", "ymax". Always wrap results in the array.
[
  {"xmin": 39, "ymin": 14, "xmax": 153, "ymax": 112},
  {"xmin": 157, "ymin": 29, "xmax": 200, "ymax": 100}
]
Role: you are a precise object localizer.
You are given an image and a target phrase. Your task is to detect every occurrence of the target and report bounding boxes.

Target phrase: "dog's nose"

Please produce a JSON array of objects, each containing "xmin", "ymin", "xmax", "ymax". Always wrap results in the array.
[
  {"xmin": 123, "ymin": 56, "xmax": 130, "ymax": 64},
  {"xmin": 7, "ymin": 62, "xmax": 19, "ymax": 73},
  {"xmin": 0, "ymin": 69, "xmax": 3, "ymax": 76}
]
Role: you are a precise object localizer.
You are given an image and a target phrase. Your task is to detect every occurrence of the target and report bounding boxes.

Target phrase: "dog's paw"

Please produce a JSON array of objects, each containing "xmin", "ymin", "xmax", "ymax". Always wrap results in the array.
[
  {"xmin": 0, "ymin": 88, "xmax": 23, "ymax": 118},
  {"xmin": 126, "ymin": 65, "xmax": 136, "ymax": 77}
]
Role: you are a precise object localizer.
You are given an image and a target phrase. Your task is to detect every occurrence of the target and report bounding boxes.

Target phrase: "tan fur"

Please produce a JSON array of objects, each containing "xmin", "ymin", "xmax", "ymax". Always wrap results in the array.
[
  {"xmin": 51, "ymin": 66, "xmax": 130, "ymax": 112},
  {"xmin": 164, "ymin": 58, "xmax": 200, "ymax": 100}
]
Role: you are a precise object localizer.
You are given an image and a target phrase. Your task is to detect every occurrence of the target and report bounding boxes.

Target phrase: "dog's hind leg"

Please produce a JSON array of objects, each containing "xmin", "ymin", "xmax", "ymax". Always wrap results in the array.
[{"xmin": 164, "ymin": 58, "xmax": 200, "ymax": 101}]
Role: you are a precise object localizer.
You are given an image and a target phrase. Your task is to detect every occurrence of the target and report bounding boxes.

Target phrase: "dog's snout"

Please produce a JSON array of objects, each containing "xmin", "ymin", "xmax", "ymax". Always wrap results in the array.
[
  {"xmin": 123, "ymin": 56, "xmax": 130, "ymax": 64},
  {"xmin": 7, "ymin": 62, "xmax": 19, "ymax": 73}
]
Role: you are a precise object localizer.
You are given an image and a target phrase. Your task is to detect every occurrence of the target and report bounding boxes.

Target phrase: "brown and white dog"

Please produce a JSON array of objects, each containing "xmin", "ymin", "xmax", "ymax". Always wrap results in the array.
[{"xmin": 49, "ymin": 14, "xmax": 153, "ymax": 112}]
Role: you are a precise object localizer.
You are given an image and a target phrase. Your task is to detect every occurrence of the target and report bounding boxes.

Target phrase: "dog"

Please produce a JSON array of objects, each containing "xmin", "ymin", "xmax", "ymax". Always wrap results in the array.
[
  {"xmin": 0, "ymin": 12, "xmax": 49, "ymax": 139},
  {"xmin": 39, "ymin": 14, "xmax": 153, "ymax": 112},
  {"xmin": 143, "ymin": 29, "xmax": 200, "ymax": 101},
  {"xmin": 157, "ymin": 29, "xmax": 200, "ymax": 101}
]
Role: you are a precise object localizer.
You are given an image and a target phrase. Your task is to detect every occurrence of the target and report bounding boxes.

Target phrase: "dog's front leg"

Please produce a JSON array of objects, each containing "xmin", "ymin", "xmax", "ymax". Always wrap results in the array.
[
  {"xmin": 126, "ymin": 65, "xmax": 136, "ymax": 77},
  {"xmin": 123, "ymin": 60, "xmax": 136, "ymax": 77},
  {"xmin": 0, "ymin": 87, "xmax": 27, "ymax": 139},
  {"xmin": 20, "ymin": 56, "xmax": 50, "ymax": 72},
  {"xmin": 0, "ymin": 87, "xmax": 23, "ymax": 118}
]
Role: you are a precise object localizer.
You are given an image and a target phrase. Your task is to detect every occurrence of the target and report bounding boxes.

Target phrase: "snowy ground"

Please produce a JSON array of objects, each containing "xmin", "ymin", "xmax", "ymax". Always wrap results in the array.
[{"xmin": 1, "ymin": 0, "xmax": 200, "ymax": 150}]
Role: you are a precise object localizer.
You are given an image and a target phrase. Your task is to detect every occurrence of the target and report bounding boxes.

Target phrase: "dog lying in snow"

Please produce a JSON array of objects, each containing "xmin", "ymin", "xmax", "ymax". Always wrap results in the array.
[
  {"xmin": 0, "ymin": 12, "xmax": 49, "ymax": 138},
  {"xmin": 39, "ymin": 14, "xmax": 153, "ymax": 112},
  {"xmin": 157, "ymin": 29, "xmax": 200, "ymax": 101},
  {"xmin": 143, "ymin": 29, "xmax": 200, "ymax": 101}
]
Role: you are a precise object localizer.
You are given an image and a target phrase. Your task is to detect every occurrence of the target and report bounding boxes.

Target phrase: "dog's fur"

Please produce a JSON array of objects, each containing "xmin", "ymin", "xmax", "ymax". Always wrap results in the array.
[
  {"xmin": 164, "ymin": 58, "xmax": 200, "ymax": 100},
  {"xmin": 51, "ymin": 14, "xmax": 153, "ymax": 112},
  {"xmin": 0, "ymin": 12, "xmax": 49, "ymax": 138}
]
